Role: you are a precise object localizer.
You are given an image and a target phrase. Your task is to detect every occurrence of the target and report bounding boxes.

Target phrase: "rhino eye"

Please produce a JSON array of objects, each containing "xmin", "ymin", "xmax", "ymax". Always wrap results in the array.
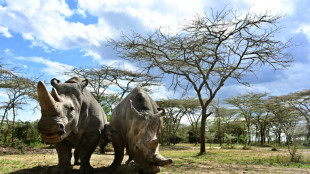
[
  {"xmin": 69, "ymin": 106, "xmax": 74, "ymax": 111},
  {"xmin": 136, "ymin": 146, "xmax": 139, "ymax": 150}
]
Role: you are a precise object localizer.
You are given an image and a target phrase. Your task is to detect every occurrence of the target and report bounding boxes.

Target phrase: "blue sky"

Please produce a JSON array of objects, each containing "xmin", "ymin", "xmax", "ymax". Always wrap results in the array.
[{"xmin": 0, "ymin": 0, "xmax": 310, "ymax": 121}]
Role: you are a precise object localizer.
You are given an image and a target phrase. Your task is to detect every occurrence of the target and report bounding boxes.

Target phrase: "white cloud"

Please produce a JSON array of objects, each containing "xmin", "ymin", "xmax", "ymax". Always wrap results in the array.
[
  {"xmin": 0, "ymin": 0, "xmax": 302, "ymax": 64},
  {"xmin": 104, "ymin": 60, "xmax": 138, "ymax": 72},
  {"xmin": 16, "ymin": 56, "xmax": 73, "ymax": 80},
  {"xmin": 0, "ymin": 0, "xmax": 114, "ymax": 54},
  {"xmin": 236, "ymin": 0, "xmax": 295, "ymax": 15},
  {"xmin": 0, "ymin": 91, "xmax": 8, "ymax": 99},
  {"xmin": 77, "ymin": 0, "xmax": 206, "ymax": 32},
  {"xmin": 148, "ymin": 85, "xmax": 170, "ymax": 100},
  {"xmin": 82, "ymin": 49, "xmax": 102, "ymax": 61},
  {"xmin": 0, "ymin": 26, "xmax": 12, "ymax": 38},
  {"xmin": 218, "ymin": 59, "xmax": 310, "ymax": 100},
  {"xmin": 4, "ymin": 48, "xmax": 13, "ymax": 56},
  {"xmin": 296, "ymin": 24, "xmax": 310, "ymax": 42}
]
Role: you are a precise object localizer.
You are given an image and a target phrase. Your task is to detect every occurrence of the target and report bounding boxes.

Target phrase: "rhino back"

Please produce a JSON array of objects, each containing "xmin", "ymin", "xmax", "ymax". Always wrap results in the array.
[{"xmin": 79, "ymin": 89, "xmax": 107, "ymax": 133}]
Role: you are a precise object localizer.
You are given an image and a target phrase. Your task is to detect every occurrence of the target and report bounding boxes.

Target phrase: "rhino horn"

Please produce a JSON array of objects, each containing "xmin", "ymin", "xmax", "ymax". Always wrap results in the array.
[
  {"xmin": 147, "ymin": 139, "xmax": 159, "ymax": 150},
  {"xmin": 153, "ymin": 153, "xmax": 173, "ymax": 166},
  {"xmin": 37, "ymin": 81, "xmax": 58, "ymax": 114},
  {"xmin": 51, "ymin": 87, "xmax": 62, "ymax": 102}
]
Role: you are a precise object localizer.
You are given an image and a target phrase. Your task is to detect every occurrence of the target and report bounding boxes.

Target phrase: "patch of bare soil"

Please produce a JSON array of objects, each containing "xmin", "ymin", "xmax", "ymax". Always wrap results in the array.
[{"xmin": 0, "ymin": 145, "xmax": 56, "ymax": 155}]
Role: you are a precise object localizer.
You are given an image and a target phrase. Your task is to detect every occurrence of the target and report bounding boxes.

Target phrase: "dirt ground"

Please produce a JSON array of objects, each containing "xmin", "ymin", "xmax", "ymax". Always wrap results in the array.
[{"xmin": 1, "ymin": 145, "xmax": 310, "ymax": 174}]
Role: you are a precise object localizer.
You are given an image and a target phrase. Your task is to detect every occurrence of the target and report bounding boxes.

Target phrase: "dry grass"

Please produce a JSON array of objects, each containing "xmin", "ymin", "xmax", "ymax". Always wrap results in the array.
[{"xmin": 1, "ymin": 144, "xmax": 310, "ymax": 174}]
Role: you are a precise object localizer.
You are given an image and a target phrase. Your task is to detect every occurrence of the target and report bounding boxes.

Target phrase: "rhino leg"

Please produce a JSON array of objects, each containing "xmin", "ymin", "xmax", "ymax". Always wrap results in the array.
[
  {"xmin": 125, "ymin": 147, "xmax": 134, "ymax": 165},
  {"xmin": 125, "ymin": 155, "xmax": 134, "ymax": 165},
  {"xmin": 109, "ymin": 132, "xmax": 125, "ymax": 170},
  {"xmin": 79, "ymin": 134, "xmax": 100, "ymax": 174},
  {"xmin": 99, "ymin": 139, "xmax": 109, "ymax": 154},
  {"xmin": 52, "ymin": 141, "xmax": 72, "ymax": 174},
  {"xmin": 74, "ymin": 148, "xmax": 80, "ymax": 165}
]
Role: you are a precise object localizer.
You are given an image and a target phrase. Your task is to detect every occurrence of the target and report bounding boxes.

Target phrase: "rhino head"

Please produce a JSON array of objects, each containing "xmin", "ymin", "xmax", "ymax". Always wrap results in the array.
[
  {"xmin": 37, "ymin": 77, "xmax": 88, "ymax": 143},
  {"xmin": 129, "ymin": 100, "xmax": 173, "ymax": 174}
]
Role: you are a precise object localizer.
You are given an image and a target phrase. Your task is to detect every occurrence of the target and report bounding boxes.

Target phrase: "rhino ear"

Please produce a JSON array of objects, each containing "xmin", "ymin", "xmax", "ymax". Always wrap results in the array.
[
  {"xmin": 154, "ymin": 108, "xmax": 165, "ymax": 117},
  {"xmin": 81, "ymin": 79, "xmax": 88, "ymax": 89},
  {"xmin": 51, "ymin": 78, "xmax": 60, "ymax": 87},
  {"xmin": 157, "ymin": 108, "xmax": 165, "ymax": 116}
]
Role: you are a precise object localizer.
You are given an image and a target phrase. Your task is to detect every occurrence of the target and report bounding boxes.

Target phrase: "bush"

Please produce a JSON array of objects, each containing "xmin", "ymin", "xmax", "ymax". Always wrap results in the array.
[
  {"xmin": 302, "ymin": 139, "xmax": 310, "ymax": 146},
  {"xmin": 221, "ymin": 144, "xmax": 236, "ymax": 149},
  {"xmin": 242, "ymin": 145, "xmax": 251, "ymax": 150}
]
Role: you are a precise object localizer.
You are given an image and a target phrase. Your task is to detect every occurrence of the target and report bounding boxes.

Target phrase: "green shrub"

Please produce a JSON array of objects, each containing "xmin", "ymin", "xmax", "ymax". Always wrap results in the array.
[{"xmin": 242, "ymin": 145, "xmax": 251, "ymax": 150}]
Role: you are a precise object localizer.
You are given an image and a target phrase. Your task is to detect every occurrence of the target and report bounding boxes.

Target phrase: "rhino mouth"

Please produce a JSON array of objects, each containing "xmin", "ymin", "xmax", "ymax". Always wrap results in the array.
[
  {"xmin": 41, "ymin": 132, "xmax": 63, "ymax": 143},
  {"xmin": 40, "ymin": 126, "xmax": 65, "ymax": 143},
  {"xmin": 152, "ymin": 154, "xmax": 173, "ymax": 167},
  {"xmin": 38, "ymin": 120, "xmax": 65, "ymax": 143},
  {"xmin": 139, "ymin": 165, "xmax": 160, "ymax": 174}
]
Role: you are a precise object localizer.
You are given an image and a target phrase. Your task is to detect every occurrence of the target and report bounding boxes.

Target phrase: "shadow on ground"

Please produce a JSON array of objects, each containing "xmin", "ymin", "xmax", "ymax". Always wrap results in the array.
[
  {"xmin": 9, "ymin": 165, "xmax": 54, "ymax": 174},
  {"xmin": 9, "ymin": 164, "xmax": 138, "ymax": 174}
]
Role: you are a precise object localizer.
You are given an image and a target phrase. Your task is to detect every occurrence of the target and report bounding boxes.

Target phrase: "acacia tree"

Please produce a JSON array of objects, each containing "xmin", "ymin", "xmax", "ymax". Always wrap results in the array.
[
  {"xmin": 226, "ymin": 92, "xmax": 269, "ymax": 145},
  {"xmin": 183, "ymin": 98, "xmax": 201, "ymax": 145},
  {"xmin": 265, "ymin": 96, "xmax": 293, "ymax": 145},
  {"xmin": 267, "ymin": 96, "xmax": 302, "ymax": 161},
  {"xmin": 0, "ymin": 64, "xmax": 38, "ymax": 146},
  {"xmin": 108, "ymin": 8, "xmax": 292, "ymax": 153},
  {"xmin": 65, "ymin": 66, "xmax": 114, "ymax": 102},
  {"xmin": 65, "ymin": 65, "xmax": 161, "ymax": 117},
  {"xmin": 209, "ymin": 102, "xmax": 237, "ymax": 146},
  {"xmin": 157, "ymin": 99, "xmax": 187, "ymax": 145},
  {"xmin": 285, "ymin": 90, "xmax": 310, "ymax": 140}
]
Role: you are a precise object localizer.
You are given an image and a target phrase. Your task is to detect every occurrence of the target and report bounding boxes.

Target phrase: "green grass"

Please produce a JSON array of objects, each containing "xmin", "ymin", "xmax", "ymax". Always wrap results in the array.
[{"xmin": 1, "ymin": 144, "xmax": 310, "ymax": 174}]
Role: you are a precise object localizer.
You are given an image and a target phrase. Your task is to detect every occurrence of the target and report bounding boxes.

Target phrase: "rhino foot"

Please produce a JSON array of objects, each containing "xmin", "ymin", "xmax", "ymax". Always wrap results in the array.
[
  {"xmin": 79, "ymin": 164, "xmax": 94, "ymax": 174},
  {"xmin": 107, "ymin": 164, "xmax": 122, "ymax": 173},
  {"xmin": 51, "ymin": 165, "xmax": 68, "ymax": 174},
  {"xmin": 126, "ymin": 159, "xmax": 135, "ymax": 166}
]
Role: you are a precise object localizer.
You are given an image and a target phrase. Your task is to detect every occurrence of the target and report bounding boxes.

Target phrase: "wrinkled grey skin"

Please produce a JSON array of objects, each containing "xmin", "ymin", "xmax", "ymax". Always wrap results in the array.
[
  {"xmin": 37, "ymin": 77, "xmax": 107, "ymax": 174},
  {"xmin": 109, "ymin": 87, "xmax": 173, "ymax": 174},
  {"xmin": 99, "ymin": 123, "xmax": 112, "ymax": 154},
  {"xmin": 73, "ymin": 123, "xmax": 111, "ymax": 165}
]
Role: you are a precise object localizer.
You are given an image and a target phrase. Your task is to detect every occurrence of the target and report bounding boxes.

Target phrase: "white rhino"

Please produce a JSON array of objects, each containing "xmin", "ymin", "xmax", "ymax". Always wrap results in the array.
[
  {"xmin": 109, "ymin": 87, "xmax": 173, "ymax": 174},
  {"xmin": 37, "ymin": 77, "xmax": 107, "ymax": 174}
]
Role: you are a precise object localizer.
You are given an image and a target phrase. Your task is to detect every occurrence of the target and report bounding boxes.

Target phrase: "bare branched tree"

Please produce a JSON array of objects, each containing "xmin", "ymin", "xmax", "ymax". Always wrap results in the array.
[
  {"xmin": 0, "ymin": 63, "xmax": 38, "ymax": 146},
  {"xmin": 108, "ymin": 8, "xmax": 293, "ymax": 153},
  {"xmin": 65, "ymin": 65, "xmax": 161, "ymax": 117}
]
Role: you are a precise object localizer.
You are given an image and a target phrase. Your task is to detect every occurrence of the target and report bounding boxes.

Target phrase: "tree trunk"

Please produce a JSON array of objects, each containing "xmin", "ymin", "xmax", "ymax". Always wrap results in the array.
[
  {"xmin": 0, "ymin": 108, "xmax": 9, "ymax": 141},
  {"xmin": 247, "ymin": 125, "xmax": 251, "ymax": 144},
  {"xmin": 4, "ymin": 116, "xmax": 10, "ymax": 145},
  {"xmin": 11, "ymin": 104, "xmax": 16, "ymax": 147},
  {"xmin": 200, "ymin": 110, "xmax": 211, "ymax": 154},
  {"xmin": 260, "ymin": 125, "xmax": 265, "ymax": 146},
  {"xmin": 200, "ymin": 113, "xmax": 206, "ymax": 153},
  {"xmin": 307, "ymin": 124, "xmax": 310, "ymax": 141}
]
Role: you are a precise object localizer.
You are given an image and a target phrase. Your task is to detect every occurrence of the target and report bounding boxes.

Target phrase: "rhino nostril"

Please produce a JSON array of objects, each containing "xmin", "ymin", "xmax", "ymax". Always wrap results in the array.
[{"xmin": 59, "ymin": 124, "xmax": 64, "ymax": 133}]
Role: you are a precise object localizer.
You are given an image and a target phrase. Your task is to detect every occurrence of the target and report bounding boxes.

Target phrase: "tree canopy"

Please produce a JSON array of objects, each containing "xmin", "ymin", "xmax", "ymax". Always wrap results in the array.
[{"xmin": 108, "ymin": 8, "xmax": 293, "ymax": 153}]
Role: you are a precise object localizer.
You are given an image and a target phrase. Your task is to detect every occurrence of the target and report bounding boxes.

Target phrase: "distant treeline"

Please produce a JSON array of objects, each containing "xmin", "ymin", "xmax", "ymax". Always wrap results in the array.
[{"xmin": 1, "ymin": 62, "xmax": 310, "ymax": 148}]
